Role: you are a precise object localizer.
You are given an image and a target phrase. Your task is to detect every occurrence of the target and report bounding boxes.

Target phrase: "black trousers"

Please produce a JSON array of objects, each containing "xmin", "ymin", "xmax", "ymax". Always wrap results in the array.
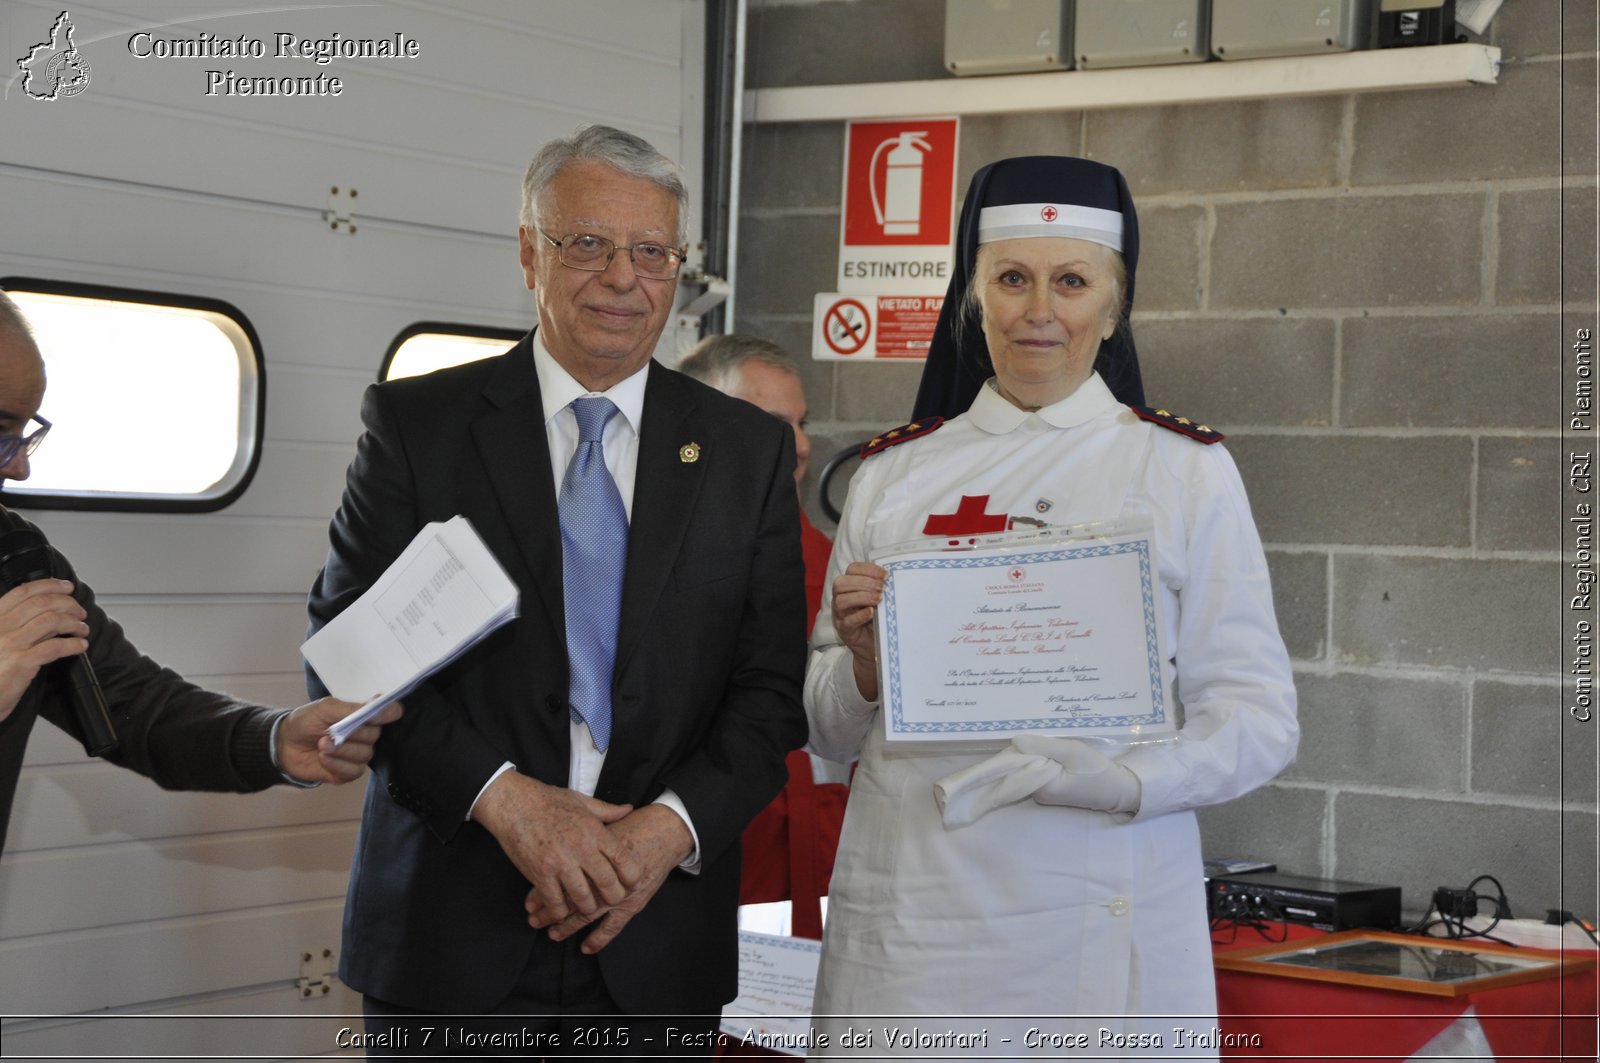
[{"xmin": 358, "ymin": 936, "xmax": 716, "ymax": 1061}]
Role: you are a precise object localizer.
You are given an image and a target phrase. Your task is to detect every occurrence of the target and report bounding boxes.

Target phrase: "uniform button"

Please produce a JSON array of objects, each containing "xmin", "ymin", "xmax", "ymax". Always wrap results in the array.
[{"xmin": 1108, "ymin": 897, "xmax": 1130, "ymax": 917}]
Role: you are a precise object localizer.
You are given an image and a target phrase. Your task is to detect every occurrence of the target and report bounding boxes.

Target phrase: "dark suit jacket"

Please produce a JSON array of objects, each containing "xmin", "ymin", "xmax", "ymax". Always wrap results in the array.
[
  {"xmin": 0, "ymin": 506, "xmax": 285, "ymax": 857},
  {"xmin": 307, "ymin": 334, "xmax": 808, "ymax": 1015}
]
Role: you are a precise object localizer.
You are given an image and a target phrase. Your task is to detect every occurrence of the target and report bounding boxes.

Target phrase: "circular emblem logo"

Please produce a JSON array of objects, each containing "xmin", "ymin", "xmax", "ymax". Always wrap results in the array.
[
  {"xmin": 46, "ymin": 50, "xmax": 91, "ymax": 98},
  {"xmin": 678, "ymin": 442, "xmax": 701, "ymax": 464},
  {"xmin": 1040, "ymin": 205, "xmax": 1059, "ymax": 223}
]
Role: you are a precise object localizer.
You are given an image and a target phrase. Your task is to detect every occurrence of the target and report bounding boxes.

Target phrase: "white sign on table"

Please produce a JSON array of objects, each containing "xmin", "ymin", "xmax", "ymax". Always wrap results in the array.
[
  {"xmin": 874, "ymin": 522, "xmax": 1172, "ymax": 747},
  {"xmin": 719, "ymin": 931, "xmax": 823, "ymax": 1057}
]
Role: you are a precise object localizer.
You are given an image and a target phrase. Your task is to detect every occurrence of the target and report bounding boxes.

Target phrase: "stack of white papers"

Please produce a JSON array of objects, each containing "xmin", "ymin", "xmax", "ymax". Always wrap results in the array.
[{"xmin": 303, "ymin": 515, "xmax": 519, "ymax": 744}]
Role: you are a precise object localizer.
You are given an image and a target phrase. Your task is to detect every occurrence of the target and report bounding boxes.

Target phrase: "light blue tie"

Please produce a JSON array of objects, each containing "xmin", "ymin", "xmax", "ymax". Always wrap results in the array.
[{"xmin": 559, "ymin": 396, "xmax": 628, "ymax": 752}]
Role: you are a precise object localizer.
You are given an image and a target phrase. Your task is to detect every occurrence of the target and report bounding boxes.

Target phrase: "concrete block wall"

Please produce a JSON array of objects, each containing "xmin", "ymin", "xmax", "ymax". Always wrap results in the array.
[{"xmin": 739, "ymin": 0, "xmax": 1598, "ymax": 920}]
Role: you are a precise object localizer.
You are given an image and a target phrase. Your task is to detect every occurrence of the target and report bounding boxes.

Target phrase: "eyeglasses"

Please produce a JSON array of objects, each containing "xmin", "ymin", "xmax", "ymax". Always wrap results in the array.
[
  {"xmin": 0, "ymin": 414, "xmax": 49, "ymax": 470},
  {"xmin": 540, "ymin": 230, "xmax": 686, "ymax": 281}
]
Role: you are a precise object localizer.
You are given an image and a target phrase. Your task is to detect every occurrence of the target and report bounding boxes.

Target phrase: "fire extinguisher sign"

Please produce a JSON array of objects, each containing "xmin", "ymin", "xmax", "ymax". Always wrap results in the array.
[{"xmin": 837, "ymin": 117, "xmax": 959, "ymax": 296}]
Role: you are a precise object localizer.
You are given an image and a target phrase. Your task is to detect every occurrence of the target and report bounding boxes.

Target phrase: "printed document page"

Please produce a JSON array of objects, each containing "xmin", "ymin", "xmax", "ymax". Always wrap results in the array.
[{"xmin": 302, "ymin": 515, "xmax": 518, "ymax": 743}]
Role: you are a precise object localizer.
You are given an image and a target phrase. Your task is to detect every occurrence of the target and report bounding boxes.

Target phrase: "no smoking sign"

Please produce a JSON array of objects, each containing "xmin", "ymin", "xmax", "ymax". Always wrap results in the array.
[
  {"xmin": 811, "ymin": 293, "xmax": 944, "ymax": 362},
  {"xmin": 823, "ymin": 298, "xmax": 871, "ymax": 355}
]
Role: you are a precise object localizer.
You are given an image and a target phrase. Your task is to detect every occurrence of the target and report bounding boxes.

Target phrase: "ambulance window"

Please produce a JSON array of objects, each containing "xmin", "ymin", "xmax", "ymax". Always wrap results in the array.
[
  {"xmin": 1, "ymin": 280, "xmax": 263, "ymax": 512},
  {"xmin": 381, "ymin": 323, "xmax": 521, "ymax": 382}
]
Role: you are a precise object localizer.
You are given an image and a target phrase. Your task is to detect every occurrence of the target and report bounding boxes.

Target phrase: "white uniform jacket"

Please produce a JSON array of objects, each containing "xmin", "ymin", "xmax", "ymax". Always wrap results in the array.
[{"xmin": 805, "ymin": 374, "xmax": 1298, "ymax": 1055}]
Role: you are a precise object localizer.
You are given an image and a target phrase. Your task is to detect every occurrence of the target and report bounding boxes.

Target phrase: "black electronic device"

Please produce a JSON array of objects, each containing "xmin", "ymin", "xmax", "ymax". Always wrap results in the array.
[
  {"xmin": 1204, "ymin": 857, "xmax": 1276, "ymax": 879},
  {"xmin": 1378, "ymin": 0, "xmax": 1457, "ymax": 48},
  {"xmin": 0, "ymin": 527, "xmax": 118, "ymax": 756},
  {"xmin": 1208, "ymin": 870, "xmax": 1402, "ymax": 932}
]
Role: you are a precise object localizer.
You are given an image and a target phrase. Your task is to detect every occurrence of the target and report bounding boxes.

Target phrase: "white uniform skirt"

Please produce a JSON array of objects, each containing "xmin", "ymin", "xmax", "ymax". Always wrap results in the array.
[{"xmin": 809, "ymin": 729, "xmax": 1219, "ymax": 1060}]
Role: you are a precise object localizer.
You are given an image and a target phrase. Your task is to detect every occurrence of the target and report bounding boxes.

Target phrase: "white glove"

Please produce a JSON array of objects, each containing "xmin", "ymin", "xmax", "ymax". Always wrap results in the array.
[
  {"xmin": 934, "ymin": 736, "xmax": 1142, "ymax": 829},
  {"xmin": 1013, "ymin": 735, "xmax": 1141, "ymax": 815}
]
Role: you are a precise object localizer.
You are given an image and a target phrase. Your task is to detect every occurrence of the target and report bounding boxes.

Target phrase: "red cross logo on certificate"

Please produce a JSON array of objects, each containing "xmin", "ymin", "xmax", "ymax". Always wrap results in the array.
[
  {"xmin": 1041, "ymin": 205, "xmax": 1058, "ymax": 222},
  {"xmin": 922, "ymin": 494, "xmax": 1008, "ymax": 536}
]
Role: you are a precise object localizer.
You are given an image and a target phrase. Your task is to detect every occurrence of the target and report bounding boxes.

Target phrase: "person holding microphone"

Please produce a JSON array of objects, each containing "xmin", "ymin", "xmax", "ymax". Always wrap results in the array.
[{"xmin": 0, "ymin": 289, "xmax": 398, "ymax": 859}]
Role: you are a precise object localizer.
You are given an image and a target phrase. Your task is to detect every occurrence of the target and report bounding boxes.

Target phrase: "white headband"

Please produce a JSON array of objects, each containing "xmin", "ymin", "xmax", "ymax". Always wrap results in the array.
[{"xmin": 977, "ymin": 202, "xmax": 1124, "ymax": 252}]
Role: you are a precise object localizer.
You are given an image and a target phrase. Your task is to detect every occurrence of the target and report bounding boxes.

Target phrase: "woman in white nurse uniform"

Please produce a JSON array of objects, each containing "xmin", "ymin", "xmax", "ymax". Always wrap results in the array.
[{"xmin": 805, "ymin": 156, "xmax": 1299, "ymax": 1059}]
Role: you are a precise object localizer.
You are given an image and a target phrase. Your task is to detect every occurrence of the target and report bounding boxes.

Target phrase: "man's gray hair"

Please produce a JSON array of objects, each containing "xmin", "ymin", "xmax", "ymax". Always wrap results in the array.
[
  {"xmin": 520, "ymin": 125, "xmax": 689, "ymax": 246},
  {"xmin": 677, "ymin": 333, "xmax": 799, "ymax": 393}
]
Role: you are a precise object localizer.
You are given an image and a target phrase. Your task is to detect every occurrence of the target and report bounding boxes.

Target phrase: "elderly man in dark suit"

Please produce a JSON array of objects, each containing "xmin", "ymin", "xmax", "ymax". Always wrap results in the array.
[{"xmin": 308, "ymin": 125, "xmax": 807, "ymax": 1057}]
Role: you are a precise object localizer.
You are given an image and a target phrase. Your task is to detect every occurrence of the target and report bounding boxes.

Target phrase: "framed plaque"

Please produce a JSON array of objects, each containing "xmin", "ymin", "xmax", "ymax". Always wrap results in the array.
[
  {"xmin": 873, "ymin": 521, "xmax": 1173, "ymax": 747},
  {"xmin": 1214, "ymin": 929, "xmax": 1597, "ymax": 998}
]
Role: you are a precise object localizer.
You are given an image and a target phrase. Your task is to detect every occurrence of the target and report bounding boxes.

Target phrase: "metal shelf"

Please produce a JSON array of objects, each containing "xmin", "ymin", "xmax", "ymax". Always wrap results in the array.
[{"xmin": 745, "ymin": 43, "xmax": 1500, "ymax": 123}]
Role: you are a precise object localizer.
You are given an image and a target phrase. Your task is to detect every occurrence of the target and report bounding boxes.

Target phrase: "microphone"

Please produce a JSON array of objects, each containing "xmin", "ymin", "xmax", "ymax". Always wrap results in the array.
[{"xmin": 0, "ymin": 528, "xmax": 118, "ymax": 756}]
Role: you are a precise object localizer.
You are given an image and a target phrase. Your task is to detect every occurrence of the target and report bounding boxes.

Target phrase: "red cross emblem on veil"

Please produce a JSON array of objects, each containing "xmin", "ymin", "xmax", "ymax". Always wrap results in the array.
[
  {"xmin": 923, "ymin": 495, "xmax": 1008, "ymax": 536},
  {"xmin": 1041, "ymin": 205, "xmax": 1058, "ymax": 222}
]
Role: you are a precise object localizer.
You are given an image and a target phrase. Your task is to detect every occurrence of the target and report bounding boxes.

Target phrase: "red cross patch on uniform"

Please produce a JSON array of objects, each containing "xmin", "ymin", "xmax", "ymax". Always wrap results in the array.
[
  {"xmin": 859, "ymin": 416, "xmax": 945, "ymax": 459},
  {"xmin": 1130, "ymin": 405, "xmax": 1225, "ymax": 444},
  {"xmin": 923, "ymin": 495, "xmax": 1008, "ymax": 536}
]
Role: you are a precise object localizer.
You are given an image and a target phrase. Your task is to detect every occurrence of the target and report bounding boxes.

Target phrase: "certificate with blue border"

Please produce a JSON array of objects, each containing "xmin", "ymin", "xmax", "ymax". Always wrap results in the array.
[{"xmin": 874, "ymin": 522, "xmax": 1172, "ymax": 745}]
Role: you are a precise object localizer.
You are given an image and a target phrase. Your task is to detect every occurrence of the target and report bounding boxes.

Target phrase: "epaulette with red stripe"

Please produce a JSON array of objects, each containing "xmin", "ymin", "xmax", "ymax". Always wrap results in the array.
[
  {"xmin": 1130, "ymin": 405, "xmax": 1224, "ymax": 444},
  {"xmin": 860, "ymin": 416, "xmax": 945, "ymax": 459}
]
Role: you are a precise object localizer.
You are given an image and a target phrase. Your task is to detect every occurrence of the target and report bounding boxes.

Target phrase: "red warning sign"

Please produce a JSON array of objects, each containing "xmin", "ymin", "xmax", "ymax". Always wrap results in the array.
[
  {"xmin": 843, "ymin": 119, "xmax": 958, "ymax": 247},
  {"xmin": 837, "ymin": 118, "xmax": 959, "ymax": 296},
  {"xmin": 812, "ymin": 293, "xmax": 944, "ymax": 362},
  {"xmin": 822, "ymin": 297, "xmax": 871, "ymax": 355},
  {"xmin": 876, "ymin": 296, "xmax": 942, "ymax": 355}
]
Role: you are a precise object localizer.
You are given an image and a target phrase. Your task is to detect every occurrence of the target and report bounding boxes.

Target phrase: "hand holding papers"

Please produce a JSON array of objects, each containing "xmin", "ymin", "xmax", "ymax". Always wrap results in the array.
[
  {"xmin": 874, "ymin": 520, "xmax": 1172, "ymax": 748},
  {"xmin": 303, "ymin": 515, "xmax": 518, "ymax": 744}
]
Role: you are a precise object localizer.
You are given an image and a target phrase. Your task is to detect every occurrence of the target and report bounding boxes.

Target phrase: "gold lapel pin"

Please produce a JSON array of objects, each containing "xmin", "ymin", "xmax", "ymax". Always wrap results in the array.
[{"xmin": 679, "ymin": 442, "xmax": 701, "ymax": 464}]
